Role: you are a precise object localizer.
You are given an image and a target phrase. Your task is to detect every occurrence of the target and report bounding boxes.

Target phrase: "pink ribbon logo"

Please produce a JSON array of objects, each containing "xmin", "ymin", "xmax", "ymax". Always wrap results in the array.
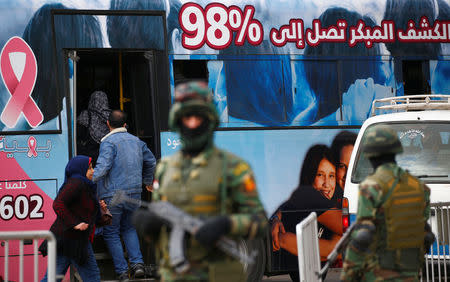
[
  {"xmin": 27, "ymin": 136, "xmax": 38, "ymax": 158},
  {"xmin": 0, "ymin": 36, "xmax": 43, "ymax": 128}
]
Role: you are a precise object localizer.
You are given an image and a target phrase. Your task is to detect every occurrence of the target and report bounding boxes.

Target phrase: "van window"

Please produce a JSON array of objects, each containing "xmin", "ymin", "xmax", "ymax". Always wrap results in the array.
[{"xmin": 352, "ymin": 122, "xmax": 450, "ymax": 183}]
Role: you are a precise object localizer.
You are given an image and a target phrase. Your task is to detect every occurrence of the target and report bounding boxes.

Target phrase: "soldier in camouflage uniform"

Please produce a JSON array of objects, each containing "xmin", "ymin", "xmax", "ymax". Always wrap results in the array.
[
  {"xmin": 341, "ymin": 124, "xmax": 433, "ymax": 282},
  {"xmin": 136, "ymin": 80, "xmax": 267, "ymax": 282}
]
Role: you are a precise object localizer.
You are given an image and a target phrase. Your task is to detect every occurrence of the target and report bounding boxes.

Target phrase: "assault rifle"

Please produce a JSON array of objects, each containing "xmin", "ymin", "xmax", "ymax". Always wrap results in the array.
[
  {"xmin": 111, "ymin": 191, "xmax": 257, "ymax": 274},
  {"xmin": 318, "ymin": 222, "xmax": 356, "ymax": 279}
]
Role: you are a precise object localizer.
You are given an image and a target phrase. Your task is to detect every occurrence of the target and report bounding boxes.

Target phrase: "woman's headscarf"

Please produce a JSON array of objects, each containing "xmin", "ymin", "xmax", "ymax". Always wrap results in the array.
[
  {"xmin": 62, "ymin": 155, "xmax": 95, "ymax": 191},
  {"xmin": 77, "ymin": 91, "xmax": 111, "ymax": 143}
]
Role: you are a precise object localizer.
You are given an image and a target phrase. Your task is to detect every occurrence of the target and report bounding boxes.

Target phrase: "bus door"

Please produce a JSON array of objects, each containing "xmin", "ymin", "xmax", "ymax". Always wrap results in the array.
[{"xmin": 68, "ymin": 49, "xmax": 165, "ymax": 279}]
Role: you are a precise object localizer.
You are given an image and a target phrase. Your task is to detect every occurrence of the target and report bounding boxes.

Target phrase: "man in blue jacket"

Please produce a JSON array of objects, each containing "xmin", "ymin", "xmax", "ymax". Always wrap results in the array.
[{"xmin": 93, "ymin": 110, "xmax": 156, "ymax": 281}]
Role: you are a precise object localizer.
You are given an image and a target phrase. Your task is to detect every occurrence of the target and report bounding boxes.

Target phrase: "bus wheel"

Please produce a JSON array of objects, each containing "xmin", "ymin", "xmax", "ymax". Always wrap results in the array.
[{"xmin": 239, "ymin": 238, "xmax": 266, "ymax": 282}]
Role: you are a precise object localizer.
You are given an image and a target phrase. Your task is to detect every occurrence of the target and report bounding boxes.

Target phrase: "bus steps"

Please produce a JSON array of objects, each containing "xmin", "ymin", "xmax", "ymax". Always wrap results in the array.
[
  {"xmin": 91, "ymin": 253, "xmax": 157, "ymax": 281},
  {"xmin": 92, "ymin": 234, "xmax": 157, "ymax": 280}
]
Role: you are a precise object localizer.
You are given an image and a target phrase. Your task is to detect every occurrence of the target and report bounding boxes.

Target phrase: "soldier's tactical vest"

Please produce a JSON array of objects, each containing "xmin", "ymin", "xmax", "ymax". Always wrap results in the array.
[
  {"xmin": 369, "ymin": 166, "xmax": 426, "ymax": 270},
  {"xmin": 157, "ymin": 148, "xmax": 245, "ymax": 282}
]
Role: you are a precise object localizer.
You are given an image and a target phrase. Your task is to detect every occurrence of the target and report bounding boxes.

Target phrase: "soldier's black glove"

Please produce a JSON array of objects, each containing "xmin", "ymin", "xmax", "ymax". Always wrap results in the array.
[
  {"xmin": 194, "ymin": 216, "xmax": 231, "ymax": 247},
  {"xmin": 132, "ymin": 209, "xmax": 167, "ymax": 238}
]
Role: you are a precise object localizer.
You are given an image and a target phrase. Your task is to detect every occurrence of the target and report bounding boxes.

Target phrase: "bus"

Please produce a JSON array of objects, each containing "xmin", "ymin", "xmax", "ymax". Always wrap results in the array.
[{"xmin": 0, "ymin": 0, "xmax": 449, "ymax": 281}]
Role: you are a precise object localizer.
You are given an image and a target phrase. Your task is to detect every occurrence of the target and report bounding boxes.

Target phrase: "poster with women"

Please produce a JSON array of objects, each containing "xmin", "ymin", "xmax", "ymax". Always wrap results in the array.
[{"xmin": 162, "ymin": 128, "xmax": 358, "ymax": 273}]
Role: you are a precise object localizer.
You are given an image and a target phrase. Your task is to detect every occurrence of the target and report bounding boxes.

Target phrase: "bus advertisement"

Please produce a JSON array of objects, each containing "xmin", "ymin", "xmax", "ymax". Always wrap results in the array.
[{"xmin": 0, "ymin": 0, "xmax": 449, "ymax": 281}]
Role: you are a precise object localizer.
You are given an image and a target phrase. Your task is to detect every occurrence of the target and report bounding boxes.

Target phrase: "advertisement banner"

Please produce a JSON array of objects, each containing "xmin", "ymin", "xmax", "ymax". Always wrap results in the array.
[{"xmin": 161, "ymin": 128, "xmax": 358, "ymax": 271}]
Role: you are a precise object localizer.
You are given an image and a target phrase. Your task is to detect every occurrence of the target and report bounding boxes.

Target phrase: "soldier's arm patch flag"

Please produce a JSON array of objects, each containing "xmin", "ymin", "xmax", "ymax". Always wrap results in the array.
[{"xmin": 243, "ymin": 174, "xmax": 256, "ymax": 192}]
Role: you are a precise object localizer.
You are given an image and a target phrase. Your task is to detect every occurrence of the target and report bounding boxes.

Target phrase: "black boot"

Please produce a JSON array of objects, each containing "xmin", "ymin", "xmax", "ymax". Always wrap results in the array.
[{"xmin": 131, "ymin": 263, "xmax": 145, "ymax": 279}]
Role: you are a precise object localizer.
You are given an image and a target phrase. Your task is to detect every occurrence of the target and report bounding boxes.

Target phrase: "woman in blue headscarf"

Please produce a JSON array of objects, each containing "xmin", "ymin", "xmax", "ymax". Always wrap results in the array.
[{"xmin": 40, "ymin": 156, "xmax": 107, "ymax": 282}]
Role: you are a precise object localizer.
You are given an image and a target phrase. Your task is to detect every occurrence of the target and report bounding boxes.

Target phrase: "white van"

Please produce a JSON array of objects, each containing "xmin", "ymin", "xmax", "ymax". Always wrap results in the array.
[{"xmin": 344, "ymin": 94, "xmax": 450, "ymax": 215}]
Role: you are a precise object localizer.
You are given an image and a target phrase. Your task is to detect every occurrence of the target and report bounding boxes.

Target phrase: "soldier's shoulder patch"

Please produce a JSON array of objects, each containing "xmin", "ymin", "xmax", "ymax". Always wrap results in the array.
[{"xmin": 243, "ymin": 174, "xmax": 256, "ymax": 192}]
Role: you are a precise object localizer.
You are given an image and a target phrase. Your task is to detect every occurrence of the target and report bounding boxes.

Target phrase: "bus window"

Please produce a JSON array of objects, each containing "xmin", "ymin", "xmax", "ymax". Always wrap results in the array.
[
  {"xmin": 402, "ymin": 60, "xmax": 431, "ymax": 95},
  {"xmin": 173, "ymin": 60, "xmax": 208, "ymax": 85}
]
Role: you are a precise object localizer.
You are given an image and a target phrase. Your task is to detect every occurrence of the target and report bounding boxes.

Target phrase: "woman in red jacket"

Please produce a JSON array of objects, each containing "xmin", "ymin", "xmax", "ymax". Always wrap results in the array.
[{"xmin": 40, "ymin": 155, "xmax": 106, "ymax": 282}]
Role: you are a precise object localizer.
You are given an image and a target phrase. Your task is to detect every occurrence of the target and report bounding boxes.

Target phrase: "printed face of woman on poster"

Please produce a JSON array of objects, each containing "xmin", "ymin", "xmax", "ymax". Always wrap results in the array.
[
  {"xmin": 313, "ymin": 157, "xmax": 336, "ymax": 200},
  {"xmin": 300, "ymin": 144, "xmax": 337, "ymax": 198}
]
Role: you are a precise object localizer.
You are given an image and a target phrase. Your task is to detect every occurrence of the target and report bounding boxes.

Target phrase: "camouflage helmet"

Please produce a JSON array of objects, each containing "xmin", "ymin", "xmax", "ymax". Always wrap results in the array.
[
  {"xmin": 361, "ymin": 124, "xmax": 403, "ymax": 158},
  {"xmin": 168, "ymin": 80, "xmax": 219, "ymax": 132}
]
